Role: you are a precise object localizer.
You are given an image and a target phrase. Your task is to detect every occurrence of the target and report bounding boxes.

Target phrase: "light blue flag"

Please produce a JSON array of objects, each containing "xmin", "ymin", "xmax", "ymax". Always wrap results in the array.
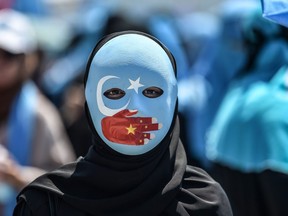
[{"xmin": 261, "ymin": 0, "xmax": 288, "ymax": 27}]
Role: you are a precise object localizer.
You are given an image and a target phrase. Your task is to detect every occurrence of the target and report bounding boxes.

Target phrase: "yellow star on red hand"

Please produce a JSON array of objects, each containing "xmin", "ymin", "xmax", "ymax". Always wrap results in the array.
[{"xmin": 126, "ymin": 124, "xmax": 136, "ymax": 135}]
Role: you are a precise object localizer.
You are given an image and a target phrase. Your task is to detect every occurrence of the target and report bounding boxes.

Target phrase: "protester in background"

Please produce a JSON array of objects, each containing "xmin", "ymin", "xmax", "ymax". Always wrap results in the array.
[
  {"xmin": 176, "ymin": 0, "xmax": 258, "ymax": 170},
  {"xmin": 176, "ymin": 11, "xmax": 221, "ymax": 169},
  {"xmin": 13, "ymin": 31, "xmax": 232, "ymax": 216},
  {"xmin": 206, "ymin": 5, "xmax": 288, "ymax": 216},
  {"xmin": 0, "ymin": 9, "xmax": 75, "ymax": 216}
]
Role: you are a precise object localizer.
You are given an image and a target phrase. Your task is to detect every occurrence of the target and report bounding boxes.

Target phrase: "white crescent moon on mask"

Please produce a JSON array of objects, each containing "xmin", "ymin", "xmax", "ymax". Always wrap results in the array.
[{"xmin": 97, "ymin": 75, "xmax": 130, "ymax": 116}]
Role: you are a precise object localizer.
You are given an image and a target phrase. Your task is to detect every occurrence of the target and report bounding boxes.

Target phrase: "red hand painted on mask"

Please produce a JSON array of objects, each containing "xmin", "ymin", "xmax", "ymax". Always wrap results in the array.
[{"xmin": 101, "ymin": 109, "xmax": 161, "ymax": 145}]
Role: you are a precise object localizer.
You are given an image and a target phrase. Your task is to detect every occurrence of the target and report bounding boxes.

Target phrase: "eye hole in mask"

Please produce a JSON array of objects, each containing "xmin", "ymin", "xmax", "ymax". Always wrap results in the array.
[
  {"xmin": 103, "ymin": 88, "xmax": 126, "ymax": 100},
  {"xmin": 142, "ymin": 87, "xmax": 163, "ymax": 98}
]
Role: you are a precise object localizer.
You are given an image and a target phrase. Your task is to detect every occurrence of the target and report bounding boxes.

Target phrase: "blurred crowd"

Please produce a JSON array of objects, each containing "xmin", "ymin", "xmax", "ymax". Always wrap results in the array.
[{"xmin": 0, "ymin": 0, "xmax": 288, "ymax": 215}]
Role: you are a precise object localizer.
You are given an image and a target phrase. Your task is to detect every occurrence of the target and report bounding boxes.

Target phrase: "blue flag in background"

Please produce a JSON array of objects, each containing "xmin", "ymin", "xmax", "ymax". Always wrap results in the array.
[{"xmin": 261, "ymin": 0, "xmax": 288, "ymax": 27}]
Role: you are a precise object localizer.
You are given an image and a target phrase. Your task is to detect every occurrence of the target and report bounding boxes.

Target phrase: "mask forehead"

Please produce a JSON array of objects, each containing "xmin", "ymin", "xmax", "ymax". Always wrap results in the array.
[{"xmin": 91, "ymin": 34, "xmax": 176, "ymax": 83}]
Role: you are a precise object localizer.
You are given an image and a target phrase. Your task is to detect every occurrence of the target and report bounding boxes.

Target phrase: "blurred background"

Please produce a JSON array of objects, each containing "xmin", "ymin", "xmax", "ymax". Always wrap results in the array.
[
  {"xmin": 2, "ymin": 0, "xmax": 288, "ymax": 216},
  {"xmin": 1, "ymin": 0, "xmax": 259, "ymax": 163}
]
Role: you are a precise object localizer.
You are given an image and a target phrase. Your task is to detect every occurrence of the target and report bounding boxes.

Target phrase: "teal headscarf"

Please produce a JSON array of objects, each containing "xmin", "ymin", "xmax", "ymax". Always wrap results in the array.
[
  {"xmin": 206, "ymin": 41, "xmax": 288, "ymax": 173},
  {"xmin": 206, "ymin": 6, "xmax": 288, "ymax": 173}
]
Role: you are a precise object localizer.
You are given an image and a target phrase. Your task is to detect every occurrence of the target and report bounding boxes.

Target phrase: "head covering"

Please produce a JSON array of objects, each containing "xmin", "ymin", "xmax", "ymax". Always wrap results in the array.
[
  {"xmin": 85, "ymin": 31, "xmax": 177, "ymax": 155},
  {"xmin": 0, "ymin": 9, "xmax": 37, "ymax": 54}
]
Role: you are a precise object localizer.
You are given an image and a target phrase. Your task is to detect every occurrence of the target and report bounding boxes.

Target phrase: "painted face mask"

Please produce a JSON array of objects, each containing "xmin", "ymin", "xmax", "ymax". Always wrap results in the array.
[{"xmin": 85, "ymin": 32, "xmax": 177, "ymax": 155}]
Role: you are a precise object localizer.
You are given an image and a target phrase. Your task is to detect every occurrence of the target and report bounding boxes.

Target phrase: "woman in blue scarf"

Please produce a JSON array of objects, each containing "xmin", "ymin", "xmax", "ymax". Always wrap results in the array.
[{"xmin": 206, "ymin": 4, "xmax": 288, "ymax": 216}]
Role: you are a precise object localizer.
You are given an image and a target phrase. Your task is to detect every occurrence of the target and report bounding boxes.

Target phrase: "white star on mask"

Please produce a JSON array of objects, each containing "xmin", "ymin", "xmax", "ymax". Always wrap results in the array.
[{"xmin": 127, "ymin": 77, "xmax": 144, "ymax": 94}]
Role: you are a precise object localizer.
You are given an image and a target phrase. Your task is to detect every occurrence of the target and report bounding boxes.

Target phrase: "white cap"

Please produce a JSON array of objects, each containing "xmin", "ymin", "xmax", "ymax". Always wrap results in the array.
[{"xmin": 0, "ymin": 9, "xmax": 37, "ymax": 54}]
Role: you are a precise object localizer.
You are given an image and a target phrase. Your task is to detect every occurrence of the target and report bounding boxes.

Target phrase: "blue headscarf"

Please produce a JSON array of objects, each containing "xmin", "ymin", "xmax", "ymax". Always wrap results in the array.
[{"xmin": 206, "ymin": 29, "xmax": 288, "ymax": 173}]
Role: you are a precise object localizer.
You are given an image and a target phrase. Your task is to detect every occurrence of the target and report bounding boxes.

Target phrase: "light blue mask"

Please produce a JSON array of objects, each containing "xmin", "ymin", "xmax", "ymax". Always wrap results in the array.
[{"xmin": 85, "ymin": 33, "xmax": 177, "ymax": 155}]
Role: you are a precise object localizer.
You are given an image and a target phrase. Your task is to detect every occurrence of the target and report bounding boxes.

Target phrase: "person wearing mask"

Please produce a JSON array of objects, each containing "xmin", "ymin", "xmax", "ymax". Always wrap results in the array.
[
  {"xmin": 0, "ymin": 9, "xmax": 75, "ymax": 216},
  {"xmin": 13, "ymin": 31, "xmax": 232, "ymax": 216}
]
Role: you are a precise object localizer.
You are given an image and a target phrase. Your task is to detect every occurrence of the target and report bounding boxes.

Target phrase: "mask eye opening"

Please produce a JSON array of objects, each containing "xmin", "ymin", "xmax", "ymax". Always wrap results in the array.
[
  {"xmin": 103, "ymin": 88, "xmax": 126, "ymax": 100},
  {"xmin": 142, "ymin": 86, "xmax": 163, "ymax": 98}
]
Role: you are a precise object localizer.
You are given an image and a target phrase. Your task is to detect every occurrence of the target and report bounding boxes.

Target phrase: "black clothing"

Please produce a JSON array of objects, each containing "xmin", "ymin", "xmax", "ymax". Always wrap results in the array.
[
  {"xmin": 212, "ymin": 163, "xmax": 288, "ymax": 216},
  {"xmin": 14, "ymin": 118, "xmax": 232, "ymax": 216}
]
